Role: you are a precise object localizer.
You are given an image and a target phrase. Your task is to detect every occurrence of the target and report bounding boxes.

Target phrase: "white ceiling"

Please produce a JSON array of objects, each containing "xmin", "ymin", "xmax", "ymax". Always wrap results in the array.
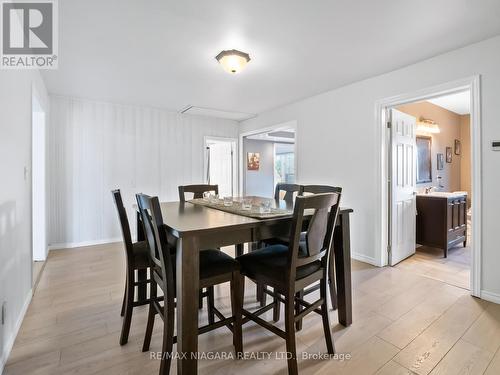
[
  {"xmin": 427, "ymin": 91, "xmax": 471, "ymax": 115},
  {"xmin": 42, "ymin": 1, "xmax": 500, "ymax": 116}
]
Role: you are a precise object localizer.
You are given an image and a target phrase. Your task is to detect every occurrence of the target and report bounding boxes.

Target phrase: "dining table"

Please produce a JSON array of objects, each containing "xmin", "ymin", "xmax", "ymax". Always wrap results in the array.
[{"xmin": 136, "ymin": 196, "xmax": 353, "ymax": 375}]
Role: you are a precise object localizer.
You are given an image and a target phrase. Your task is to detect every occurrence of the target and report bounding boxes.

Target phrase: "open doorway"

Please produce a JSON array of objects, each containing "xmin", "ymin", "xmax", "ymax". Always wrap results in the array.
[
  {"xmin": 32, "ymin": 89, "xmax": 47, "ymax": 288},
  {"xmin": 204, "ymin": 137, "xmax": 238, "ymax": 197},
  {"xmin": 389, "ymin": 91, "xmax": 472, "ymax": 289},
  {"xmin": 240, "ymin": 124, "xmax": 296, "ymax": 197},
  {"xmin": 377, "ymin": 77, "xmax": 481, "ymax": 296}
]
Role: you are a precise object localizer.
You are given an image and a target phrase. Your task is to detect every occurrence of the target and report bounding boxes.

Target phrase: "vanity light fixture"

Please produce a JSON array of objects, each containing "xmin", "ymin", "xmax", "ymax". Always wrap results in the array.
[
  {"xmin": 215, "ymin": 49, "xmax": 251, "ymax": 74},
  {"xmin": 417, "ymin": 118, "xmax": 440, "ymax": 134}
]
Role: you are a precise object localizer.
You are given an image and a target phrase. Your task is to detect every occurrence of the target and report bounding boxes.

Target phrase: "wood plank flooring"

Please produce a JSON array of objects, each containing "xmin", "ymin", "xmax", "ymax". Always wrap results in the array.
[
  {"xmin": 5, "ymin": 242, "xmax": 499, "ymax": 375},
  {"xmin": 395, "ymin": 245, "xmax": 471, "ymax": 290}
]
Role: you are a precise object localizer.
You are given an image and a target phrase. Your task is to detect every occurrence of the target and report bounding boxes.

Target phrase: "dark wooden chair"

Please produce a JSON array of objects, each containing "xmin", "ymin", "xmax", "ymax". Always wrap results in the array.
[
  {"xmin": 112, "ymin": 189, "xmax": 156, "ymax": 345},
  {"xmin": 137, "ymin": 194, "xmax": 243, "ymax": 375},
  {"xmin": 178, "ymin": 184, "xmax": 219, "ymax": 202},
  {"xmin": 179, "ymin": 184, "xmax": 245, "ymax": 257},
  {"xmin": 255, "ymin": 183, "xmax": 304, "ymax": 307},
  {"xmin": 238, "ymin": 191, "xmax": 341, "ymax": 375},
  {"xmin": 274, "ymin": 183, "xmax": 303, "ymax": 203}
]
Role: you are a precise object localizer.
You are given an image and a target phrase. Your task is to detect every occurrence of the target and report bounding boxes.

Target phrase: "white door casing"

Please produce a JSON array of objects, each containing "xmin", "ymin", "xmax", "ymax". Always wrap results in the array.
[{"xmin": 389, "ymin": 109, "xmax": 417, "ymax": 265}]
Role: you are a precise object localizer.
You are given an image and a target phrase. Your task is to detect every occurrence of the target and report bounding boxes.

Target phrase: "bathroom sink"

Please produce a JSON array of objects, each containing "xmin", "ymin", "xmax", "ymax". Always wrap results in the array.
[{"xmin": 417, "ymin": 191, "xmax": 468, "ymax": 198}]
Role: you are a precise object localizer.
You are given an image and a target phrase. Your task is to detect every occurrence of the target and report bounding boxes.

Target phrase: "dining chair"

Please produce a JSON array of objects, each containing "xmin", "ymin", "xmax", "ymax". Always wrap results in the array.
[
  {"xmin": 300, "ymin": 185, "xmax": 342, "ymax": 314},
  {"xmin": 238, "ymin": 191, "xmax": 342, "ymax": 375},
  {"xmin": 178, "ymin": 184, "xmax": 222, "ymax": 311},
  {"xmin": 178, "ymin": 184, "xmax": 218, "ymax": 202},
  {"xmin": 274, "ymin": 183, "xmax": 303, "ymax": 203},
  {"xmin": 255, "ymin": 183, "xmax": 304, "ymax": 308},
  {"xmin": 137, "ymin": 193, "xmax": 243, "ymax": 375},
  {"xmin": 112, "ymin": 189, "xmax": 156, "ymax": 345}
]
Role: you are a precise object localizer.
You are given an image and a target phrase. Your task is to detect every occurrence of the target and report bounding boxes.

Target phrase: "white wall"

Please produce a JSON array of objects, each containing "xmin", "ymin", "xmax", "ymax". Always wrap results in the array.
[
  {"xmin": 243, "ymin": 139, "xmax": 275, "ymax": 197},
  {"xmin": 48, "ymin": 96, "xmax": 238, "ymax": 248},
  {"xmin": 0, "ymin": 70, "xmax": 48, "ymax": 373},
  {"xmin": 240, "ymin": 35, "xmax": 500, "ymax": 301}
]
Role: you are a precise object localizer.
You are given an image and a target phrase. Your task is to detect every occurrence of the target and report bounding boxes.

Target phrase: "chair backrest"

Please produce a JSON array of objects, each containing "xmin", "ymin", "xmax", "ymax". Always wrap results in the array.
[
  {"xmin": 287, "ymin": 191, "xmax": 342, "ymax": 279},
  {"xmin": 178, "ymin": 184, "xmax": 219, "ymax": 202},
  {"xmin": 111, "ymin": 189, "xmax": 134, "ymax": 264},
  {"xmin": 302, "ymin": 185, "xmax": 342, "ymax": 196},
  {"xmin": 274, "ymin": 183, "xmax": 303, "ymax": 204},
  {"xmin": 136, "ymin": 193, "xmax": 175, "ymax": 294}
]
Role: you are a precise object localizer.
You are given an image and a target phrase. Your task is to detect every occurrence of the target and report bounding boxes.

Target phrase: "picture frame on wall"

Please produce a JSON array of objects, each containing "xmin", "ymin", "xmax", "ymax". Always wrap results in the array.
[
  {"xmin": 437, "ymin": 153, "xmax": 444, "ymax": 170},
  {"xmin": 454, "ymin": 139, "xmax": 461, "ymax": 155},
  {"xmin": 247, "ymin": 152, "xmax": 260, "ymax": 170},
  {"xmin": 446, "ymin": 147, "xmax": 452, "ymax": 163}
]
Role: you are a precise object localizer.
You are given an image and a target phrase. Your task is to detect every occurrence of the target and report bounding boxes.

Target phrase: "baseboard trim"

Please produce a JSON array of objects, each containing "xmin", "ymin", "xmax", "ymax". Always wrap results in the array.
[
  {"xmin": 48, "ymin": 237, "xmax": 122, "ymax": 251},
  {"xmin": 480, "ymin": 290, "xmax": 500, "ymax": 305},
  {"xmin": 1, "ymin": 289, "xmax": 32, "ymax": 374},
  {"xmin": 351, "ymin": 252, "xmax": 380, "ymax": 267}
]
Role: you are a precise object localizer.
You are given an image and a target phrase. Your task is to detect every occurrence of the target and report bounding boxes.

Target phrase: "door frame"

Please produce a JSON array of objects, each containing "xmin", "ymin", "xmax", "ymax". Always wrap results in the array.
[
  {"xmin": 203, "ymin": 136, "xmax": 238, "ymax": 196},
  {"xmin": 239, "ymin": 120, "xmax": 298, "ymax": 196},
  {"xmin": 375, "ymin": 75, "xmax": 481, "ymax": 297}
]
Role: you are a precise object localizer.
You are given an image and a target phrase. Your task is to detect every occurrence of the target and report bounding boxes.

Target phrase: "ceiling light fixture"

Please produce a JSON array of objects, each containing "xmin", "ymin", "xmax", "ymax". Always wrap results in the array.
[
  {"xmin": 215, "ymin": 49, "xmax": 251, "ymax": 74},
  {"xmin": 417, "ymin": 117, "xmax": 441, "ymax": 134}
]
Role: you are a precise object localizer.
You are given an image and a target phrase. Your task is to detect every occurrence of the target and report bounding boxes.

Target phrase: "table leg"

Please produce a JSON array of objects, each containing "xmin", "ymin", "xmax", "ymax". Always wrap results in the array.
[
  {"xmin": 334, "ymin": 213, "xmax": 352, "ymax": 326},
  {"xmin": 176, "ymin": 236, "xmax": 199, "ymax": 374},
  {"xmin": 235, "ymin": 243, "xmax": 244, "ymax": 257}
]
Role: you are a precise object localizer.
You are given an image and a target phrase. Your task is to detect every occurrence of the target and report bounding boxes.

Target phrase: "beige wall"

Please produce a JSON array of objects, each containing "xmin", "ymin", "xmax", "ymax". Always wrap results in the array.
[
  {"xmin": 397, "ymin": 101, "xmax": 465, "ymax": 192},
  {"xmin": 460, "ymin": 115, "xmax": 471, "ymax": 206}
]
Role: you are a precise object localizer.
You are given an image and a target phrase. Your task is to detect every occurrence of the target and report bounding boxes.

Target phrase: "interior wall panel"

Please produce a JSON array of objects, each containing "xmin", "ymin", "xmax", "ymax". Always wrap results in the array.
[{"xmin": 48, "ymin": 96, "xmax": 238, "ymax": 247}]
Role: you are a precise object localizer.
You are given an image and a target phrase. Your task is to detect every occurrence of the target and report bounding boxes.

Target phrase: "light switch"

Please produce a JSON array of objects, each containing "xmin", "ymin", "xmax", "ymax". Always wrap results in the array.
[{"xmin": 492, "ymin": 141, "xmax": 500, "ymax": 151}]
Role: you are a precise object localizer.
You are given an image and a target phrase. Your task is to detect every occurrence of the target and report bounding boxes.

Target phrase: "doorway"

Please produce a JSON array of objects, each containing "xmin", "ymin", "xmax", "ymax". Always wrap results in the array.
[
  {"xmin": 32, "ymin": 89, "xmax": 47, "ymax": 287},
  {"xmin": 204, "ymin": 137, "xmax": 237, "ymax": 197},
  {"xmin": 240, "ymin": 123, "xmax": 296, "ymax": 197},
  {"xmin": 377, "ymin": 76, "xmax": 481, "ymax": 295}
]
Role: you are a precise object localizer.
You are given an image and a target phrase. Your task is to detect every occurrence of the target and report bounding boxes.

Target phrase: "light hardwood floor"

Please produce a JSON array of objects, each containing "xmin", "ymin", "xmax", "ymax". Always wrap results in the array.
[
  {"xmin": 396, "ymin": 245, "xmax": 471, "ymax": 290},
  {"xmin": 5, "ymin": 242, "xmax": 499, "ymax": 375}
]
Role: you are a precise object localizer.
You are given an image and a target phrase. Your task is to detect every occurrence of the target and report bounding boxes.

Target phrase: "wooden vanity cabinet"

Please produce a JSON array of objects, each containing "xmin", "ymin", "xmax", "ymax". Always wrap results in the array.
[{"xmin": 416, "ymin": 194, "xmax": 467, "ymax": 257}]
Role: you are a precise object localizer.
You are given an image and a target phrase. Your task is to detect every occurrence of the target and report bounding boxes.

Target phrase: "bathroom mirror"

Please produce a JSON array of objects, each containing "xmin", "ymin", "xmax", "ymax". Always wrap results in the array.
[{"xmin": 416, "ymin": 136, "xmax": 432, "ymax": 183}]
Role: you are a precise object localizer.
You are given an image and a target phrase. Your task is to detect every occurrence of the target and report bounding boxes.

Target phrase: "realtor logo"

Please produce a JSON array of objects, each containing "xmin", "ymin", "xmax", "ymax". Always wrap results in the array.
[{"xmin": 1, "ymin": 0, "xmax": 58, "ymax": 69}]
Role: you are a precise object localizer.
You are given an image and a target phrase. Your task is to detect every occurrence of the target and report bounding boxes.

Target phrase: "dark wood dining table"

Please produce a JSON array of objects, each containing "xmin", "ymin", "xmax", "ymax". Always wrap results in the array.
[{"xmin": 136, "ymin": 197, "xmax": 353, "ymax": 374}]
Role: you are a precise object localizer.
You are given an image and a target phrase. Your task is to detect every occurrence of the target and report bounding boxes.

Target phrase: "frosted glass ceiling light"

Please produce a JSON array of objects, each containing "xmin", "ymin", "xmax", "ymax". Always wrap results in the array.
[{"xmin": 215, "ymin": 49, "xmax": 251, "ymax": 74}]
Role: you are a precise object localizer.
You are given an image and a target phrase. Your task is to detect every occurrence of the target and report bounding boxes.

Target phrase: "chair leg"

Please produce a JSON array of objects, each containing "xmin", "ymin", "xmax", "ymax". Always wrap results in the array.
[
  {"xmin": 328, "ymin": 259, "xmax": 338, "ymax": 310},
  {"xmin": 258, "ymin": 283, "xmax": 267, "ymax": 307},
  {"xmin": 142, "ymin": 301, "xmax": 156, "ymax": 352},
  {"xmin": 120, "ymin": 276, "xmax": 127, "ymax": 317},
  {"xmin": 273, "ymin": 287, "xmax": 280, "ymax": 322},
  {"xmin": 230, "ymin": 272, "xmax": 243, "ymax": 356},
  {"xmin": 159, "ymin": 295, "xmax": 175, "ymax": 375},
  {"xmin": 295, "ymin": 290, "xmax": 304, "ymax": 331},
  {"xmin": 207, "ymin": 286, "xmax": 215, "ymax": 325},
  {"xmin": 119, "ymin": 272, "xmax": 134, "ymax": 345},
  {"xmin": 320, "ymin": 277, "xmax": 335, "ymax": 354},
  {"xmin": 284, "ymin": 294, "xmax": 298, "ymax": 375}
]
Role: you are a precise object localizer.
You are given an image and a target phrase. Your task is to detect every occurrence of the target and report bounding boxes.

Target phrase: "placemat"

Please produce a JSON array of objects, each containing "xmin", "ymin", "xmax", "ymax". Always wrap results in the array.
[{"xmin": 189, "ymin": 198, "xmax": 293, "ymax": 219}]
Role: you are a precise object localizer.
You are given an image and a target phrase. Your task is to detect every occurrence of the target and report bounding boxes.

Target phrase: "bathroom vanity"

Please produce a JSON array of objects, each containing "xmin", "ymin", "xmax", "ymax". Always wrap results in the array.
[{"xmin": 416, "ymin": 192, "xmax": 467, "ymax": 257}]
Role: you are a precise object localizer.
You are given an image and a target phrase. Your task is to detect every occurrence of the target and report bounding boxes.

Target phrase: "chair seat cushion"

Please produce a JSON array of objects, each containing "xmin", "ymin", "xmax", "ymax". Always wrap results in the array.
[
  {"xmin": 238, "ymin": 244, "xmax": 321, "ymax": 284},
  {"xmin": 199, "ymin": 249, "xmax": 240, "ymax": 279},
  {"xmin": 264, "ymin": 232, "xmax": 306, "ymax": 247},
  {"xmin": 132, "ymin": 241, "xmax": 150, "ymax": 268}
]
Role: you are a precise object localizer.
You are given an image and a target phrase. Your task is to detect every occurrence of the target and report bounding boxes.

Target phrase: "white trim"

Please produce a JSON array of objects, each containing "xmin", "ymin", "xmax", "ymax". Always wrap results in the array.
[
  {"xmin": 374, "ymin": 75, "xmax": 482, "ymax": 296},
  {"xmin": 239, "ymin": 120, "xmax": 298, "ymax": 195},
  {"xmin": 48, "ymin": 237, "xmax": 122, "ymax": 251},
  {"xmin": 0, "ymin": 290, "xmax": 32, "ymax": 374},
  {"xmin": 351, "ymin": 253, "xmax": 379, "ymax": 267},
  {"xmin": 480, "ymin": 290, "xmax": 500, "ymax": 305}
]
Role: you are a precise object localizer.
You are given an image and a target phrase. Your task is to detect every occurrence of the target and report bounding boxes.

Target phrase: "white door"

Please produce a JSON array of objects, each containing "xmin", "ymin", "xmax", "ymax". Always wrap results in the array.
[
  {"xmin": 389, "ymin": 109, "xmax": 417, "ymax": 265},
  {"xmin": 205, "ymin": 138, "xmax": 237, "ymax": 197}
]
